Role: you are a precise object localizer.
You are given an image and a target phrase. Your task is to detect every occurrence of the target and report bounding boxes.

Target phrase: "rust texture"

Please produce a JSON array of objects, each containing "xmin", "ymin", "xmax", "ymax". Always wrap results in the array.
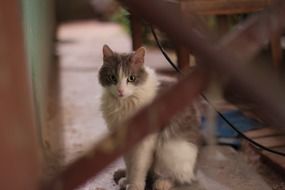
[
  {"xmin": 47, "ymin": 0, "xmax": 285, "ymax": 189},
  {"xmin": 0, "ymin": 0, "xmax": 41, "ymax": 190}
]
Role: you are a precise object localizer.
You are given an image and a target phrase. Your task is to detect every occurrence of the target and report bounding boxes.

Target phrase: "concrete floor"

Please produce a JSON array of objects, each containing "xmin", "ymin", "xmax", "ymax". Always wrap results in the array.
[
  {"xmin": 56, "ymin": 20, "xmax": 273, "ymax": 190},
  {"xmin": 57, "ymin": 21, "xmax": 128, "ymax": 190},
  {"xmin": 57, "ymin": 21, "xmax": 127, "ymax": 164}
]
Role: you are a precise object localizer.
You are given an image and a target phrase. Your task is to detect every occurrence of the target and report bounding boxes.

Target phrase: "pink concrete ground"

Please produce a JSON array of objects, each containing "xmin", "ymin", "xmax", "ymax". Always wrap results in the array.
[{"xmin": 57, "ymin": 21, "xmax": 128, "ymax": 190}]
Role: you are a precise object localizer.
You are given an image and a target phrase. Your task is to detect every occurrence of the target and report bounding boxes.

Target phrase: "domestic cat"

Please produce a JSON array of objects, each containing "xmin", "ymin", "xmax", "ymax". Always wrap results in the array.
[{"xmin": 99, "ymin": 45, "xmax": 201, "ymax": 190}]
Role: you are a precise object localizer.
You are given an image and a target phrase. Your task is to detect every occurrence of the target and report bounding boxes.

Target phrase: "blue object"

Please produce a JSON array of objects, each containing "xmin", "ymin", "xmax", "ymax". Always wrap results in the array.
[{"xmin": 201, "ymin": 110, "xmax": 261, "ymax": 148}]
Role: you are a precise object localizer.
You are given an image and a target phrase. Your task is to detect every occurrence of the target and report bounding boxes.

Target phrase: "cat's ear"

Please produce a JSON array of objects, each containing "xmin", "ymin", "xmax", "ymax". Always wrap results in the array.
[
  {"xmin": 131, "ymin": 47, "xmax": 145, "ymax": 68},
  {"xmin": 103, "ymin": 44, "xmax": 113, "ymax": 58}
]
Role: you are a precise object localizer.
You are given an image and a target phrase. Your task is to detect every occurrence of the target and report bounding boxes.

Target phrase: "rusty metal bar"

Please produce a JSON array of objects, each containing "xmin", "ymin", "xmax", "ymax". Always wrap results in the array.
[
  {"xmin": 0, "ymin": 0, "xmax": 41, "ymax": 190},
  {"xmin": 45, "ymin": 66, "xmax": 208, "ymax": 190}
]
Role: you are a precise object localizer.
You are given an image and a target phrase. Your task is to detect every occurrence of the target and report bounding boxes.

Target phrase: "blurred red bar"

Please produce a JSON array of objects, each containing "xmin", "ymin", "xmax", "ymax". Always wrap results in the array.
[{"xmin": 0, "ymin": 1, "xmax": 41, "ymax": 190}]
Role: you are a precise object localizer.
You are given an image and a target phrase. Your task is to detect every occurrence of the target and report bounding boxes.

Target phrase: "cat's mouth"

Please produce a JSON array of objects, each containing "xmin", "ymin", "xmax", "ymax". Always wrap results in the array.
[
  {"xmin": 116, "ymin": 92, "xmax": 127, "ymax": 98},
  {"xmin": 117, "ymin": 91, "xmax": 129, "ymax": 98},
  {"xmin": 117, "ymin": 93, "xmax": 131, "ymax": 99}
]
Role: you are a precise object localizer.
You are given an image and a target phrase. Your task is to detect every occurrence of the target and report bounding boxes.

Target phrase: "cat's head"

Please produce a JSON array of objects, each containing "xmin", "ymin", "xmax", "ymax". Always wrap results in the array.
[{"xmin": 99, "ymin": 44, "xmax": 148, "ymax": 99}]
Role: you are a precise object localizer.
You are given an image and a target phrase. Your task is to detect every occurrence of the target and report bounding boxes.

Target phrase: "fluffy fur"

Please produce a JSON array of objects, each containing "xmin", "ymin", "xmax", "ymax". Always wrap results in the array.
[
  {"xmin": 100, "ymin": 66, "xmax": 158, "ymax": 130},
  {"xmin": 99, "ymin": 45, "xmax": 200, "ymax": 190}
]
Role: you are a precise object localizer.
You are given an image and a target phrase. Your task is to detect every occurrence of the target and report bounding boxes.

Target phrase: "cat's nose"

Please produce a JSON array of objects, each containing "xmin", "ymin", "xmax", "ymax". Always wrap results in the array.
[{"xmin": 117, "ymin": 89, "xmax": 124, "ymax": 96}]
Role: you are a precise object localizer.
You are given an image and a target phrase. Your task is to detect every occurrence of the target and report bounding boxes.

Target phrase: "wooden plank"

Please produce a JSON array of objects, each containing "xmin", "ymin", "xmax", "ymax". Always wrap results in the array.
[
  {"xmin": 0, "ymin": 0, "xmax": 41, "ymax": 189},
  {"xmin": 180, "ymin": 0, "xmax": 272, "ymax": 15},
  {"xmin": 245, "ymin": 127, "xmax": 283, "ymax": 138},
  {"xmin": 270, "ymin": 31, "xmax": 283, "ymax": 69},
  {"xmin": 217, "ymin": 15, "xmax": 230, "ymax": 35},
  {"xmin": 176, "ymin": 46, "xmax": 190, "ymax": 70},
  {"xmin": 254, "ymin": 136, "xmax": 285, "ymax": 148},
  {"xmin": 130, "ymin": 13, "xmax": 144, "ymax": 50}
]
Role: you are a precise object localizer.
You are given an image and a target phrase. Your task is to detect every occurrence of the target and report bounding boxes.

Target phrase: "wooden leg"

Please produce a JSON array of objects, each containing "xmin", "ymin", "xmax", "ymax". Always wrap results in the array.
[
  {"xmin": 177, "ymin": 46, "xmax": 189, "ymax": 70},
  {"xmin": 130, "ymin": 14, "xmax": 144, "ymax": 50},
  {"xmin": 217, "ymin": 15, "xmax": 230, "ymax": 37},
  {"xmin": 175, "ymin": 16, "xmax": 229, "ymax": 71},
  {"xmin": 270, "ymin": 32, "xmax": 282, "ymax": 69}
]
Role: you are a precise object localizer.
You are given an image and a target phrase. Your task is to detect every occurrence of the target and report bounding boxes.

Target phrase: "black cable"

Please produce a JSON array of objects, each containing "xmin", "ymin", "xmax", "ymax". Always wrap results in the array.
[
  {"xmin": 201, "ymin": 94, "xmax": 285, "ymax": 157},
  {"xmin": 150, "ymin": 25, "xmax": 182, "ymax": 74},
  {"xmin": 150, "ymin": 25, "xmax": 285, "ymax": 157}
]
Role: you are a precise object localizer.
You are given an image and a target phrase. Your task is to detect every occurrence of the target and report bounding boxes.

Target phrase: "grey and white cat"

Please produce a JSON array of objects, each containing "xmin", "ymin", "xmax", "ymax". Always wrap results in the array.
[{"xmin": 99, "ymin": 45, "xmax": 201, "ymax": 190}]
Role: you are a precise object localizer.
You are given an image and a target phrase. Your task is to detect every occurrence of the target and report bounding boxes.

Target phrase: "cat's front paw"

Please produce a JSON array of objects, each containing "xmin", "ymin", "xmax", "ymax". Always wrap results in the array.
[
  {"xmin": 114, "ymin": 169, "xmax": 126, "ymax": 184},
  {"xmin": 113, "ymin": 169, "xmax": 127, "ymax": 190},
  {"xmin": 153, "ymin": 179, "xmax": 173, "ymax": 190},
  {"xmin": 118, "ymin": 177, "xmax": 128, "ymax": 190}
]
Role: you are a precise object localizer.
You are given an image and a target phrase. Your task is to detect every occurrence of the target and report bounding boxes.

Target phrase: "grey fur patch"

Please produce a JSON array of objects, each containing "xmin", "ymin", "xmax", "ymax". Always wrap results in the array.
[
  {"xmin": 160, "ymin": 106, "xmax": 202, "ymax": 146},
  {"xmin": 99, "ymin": 52, "xmax": 148, "ymax": 87}
]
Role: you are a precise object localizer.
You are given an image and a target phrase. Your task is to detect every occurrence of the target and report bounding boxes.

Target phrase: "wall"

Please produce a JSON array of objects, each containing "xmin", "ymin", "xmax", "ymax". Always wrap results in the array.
[{"xmin": 21, "ymin": 0, "xmax": 55, "ymax": 144}]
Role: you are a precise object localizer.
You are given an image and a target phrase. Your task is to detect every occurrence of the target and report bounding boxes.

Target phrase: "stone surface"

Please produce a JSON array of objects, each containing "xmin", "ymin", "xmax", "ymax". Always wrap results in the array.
[{"xmin": 194, "ymin": 146, "xmax": 271, "ymax": 190}]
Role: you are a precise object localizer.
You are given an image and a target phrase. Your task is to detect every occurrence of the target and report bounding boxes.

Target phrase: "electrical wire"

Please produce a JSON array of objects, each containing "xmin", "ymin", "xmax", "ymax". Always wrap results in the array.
[
  {"xmin": 201, "ymin": 94, "xmax": 285, "ymax": 157},
  {"xmin": 150, "ymin": 26, "xmax": 181, "ymax": 74},
  {"xmin": 150, "ymin": 25, "xmax": 285, "ymax": 157}
]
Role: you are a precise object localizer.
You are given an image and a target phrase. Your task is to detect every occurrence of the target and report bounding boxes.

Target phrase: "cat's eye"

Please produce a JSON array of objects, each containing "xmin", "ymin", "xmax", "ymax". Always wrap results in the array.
[
  {"xmin": 109, "ymin": 75, "xmax": 117, "ymax": 82},
  {"xmin": 127, "ymin": 75, "xmax": 136, "ymax": 82}
]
